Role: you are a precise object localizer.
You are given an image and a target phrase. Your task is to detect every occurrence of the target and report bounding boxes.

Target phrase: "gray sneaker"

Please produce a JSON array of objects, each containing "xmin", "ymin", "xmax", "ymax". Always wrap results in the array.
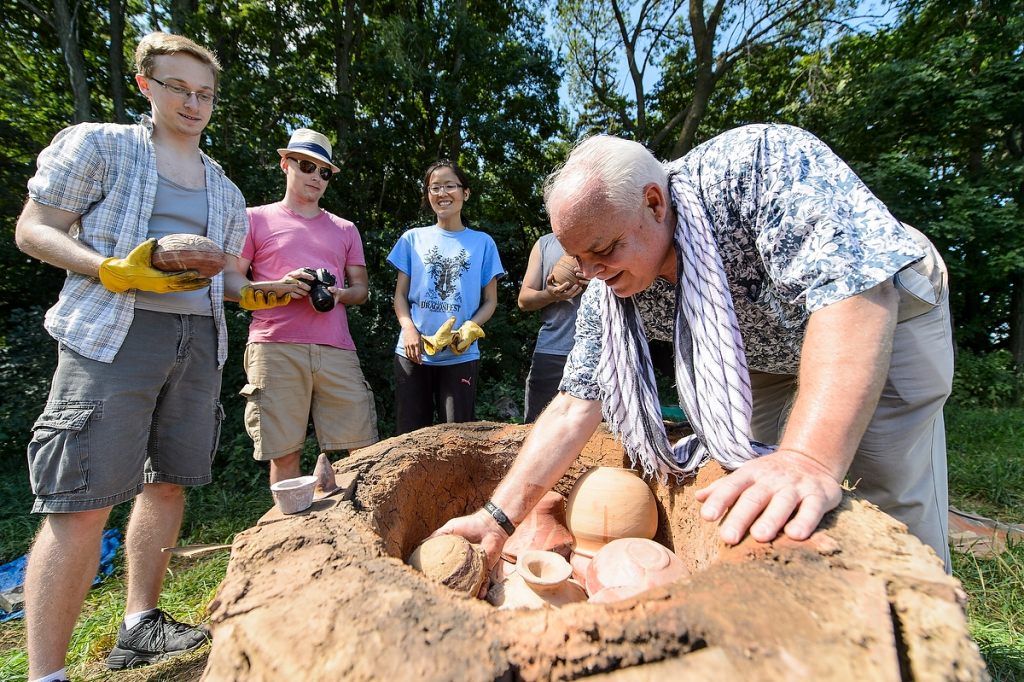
[{"xmin": 105, "ymin": 609, "xmax": 210, "ymax": 669}]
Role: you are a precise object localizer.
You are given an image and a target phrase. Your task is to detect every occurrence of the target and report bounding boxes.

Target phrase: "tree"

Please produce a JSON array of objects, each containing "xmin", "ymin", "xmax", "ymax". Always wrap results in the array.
[
  {"xmin": 793, "ymin": 0, "xmax": 1024, "ymax": 362},
  {"xmin": 557, "ymin": 0, "xmax": 856, "ymax": 157}
]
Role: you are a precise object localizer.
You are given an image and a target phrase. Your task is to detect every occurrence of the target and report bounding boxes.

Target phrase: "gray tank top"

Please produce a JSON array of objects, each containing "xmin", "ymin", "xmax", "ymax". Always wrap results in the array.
[
  {"xmin": 135, "ymin": 175, "xmax": 213, "ymax": 316},
  {"xmin": 534, "ymin": 233, "xmax": 582, "ymax": 356}
]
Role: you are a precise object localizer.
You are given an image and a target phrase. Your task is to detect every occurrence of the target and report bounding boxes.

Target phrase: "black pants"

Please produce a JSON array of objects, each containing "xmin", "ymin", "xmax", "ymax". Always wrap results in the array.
[
  {"xmin": 523, "ymin": 352, "xmax": 568, "ymax": 423},
  {"xmin": 393, "ymin": 355, "xmax": 479, "ymax": 435}
]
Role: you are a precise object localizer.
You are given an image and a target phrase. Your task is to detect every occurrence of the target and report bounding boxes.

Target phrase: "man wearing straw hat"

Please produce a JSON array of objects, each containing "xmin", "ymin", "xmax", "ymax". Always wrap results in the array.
[{"xmin": 235, "ymin": 128, "xmax": 378, "ymax": 485}]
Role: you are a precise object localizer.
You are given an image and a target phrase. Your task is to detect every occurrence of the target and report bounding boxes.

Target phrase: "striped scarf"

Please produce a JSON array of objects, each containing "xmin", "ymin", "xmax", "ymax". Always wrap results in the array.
[{"xmin": 596, "ymin": 171, "xmax": 774, "ymax": 482}]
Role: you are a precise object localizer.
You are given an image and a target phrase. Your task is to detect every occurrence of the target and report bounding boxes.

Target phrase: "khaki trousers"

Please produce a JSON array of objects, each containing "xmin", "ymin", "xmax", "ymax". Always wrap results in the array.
[{"xmin": 749, "ymin": 227, "xmax": 954, "ymax": 571}]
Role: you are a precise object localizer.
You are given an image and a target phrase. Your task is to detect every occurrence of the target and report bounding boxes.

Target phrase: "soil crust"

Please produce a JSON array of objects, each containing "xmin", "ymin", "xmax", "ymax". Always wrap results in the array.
[{"xmin": 203, "ymin": 422, "xmax": 989, "ymax": 681}]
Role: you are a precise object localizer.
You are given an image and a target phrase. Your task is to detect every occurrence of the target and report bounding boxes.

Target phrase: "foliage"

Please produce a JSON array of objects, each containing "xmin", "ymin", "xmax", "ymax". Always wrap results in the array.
[
  {"xmin": 793, "ymin": 0, "xmax": 1024, "ymax": 358},
  {"xmin": 946, "ymin": 406, "xmax": 1024, "ymax": 523},
  {"xmin": 950, "ymin": 350, "xmax": 1024, "ymax": 408},
  {"xmin": 557, "ymin": 0, "xmax": 858, "ymax": 156},
  {"xmin": 0, "ymin": 308, "xmax": 57, "ymax": 458}
]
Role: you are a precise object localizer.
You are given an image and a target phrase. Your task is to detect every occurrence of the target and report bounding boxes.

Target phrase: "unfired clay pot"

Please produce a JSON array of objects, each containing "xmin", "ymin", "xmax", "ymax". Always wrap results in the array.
[
  {"xmin": 313, "ymin": 453, "xmax": 339, "ymax": 494},
  {"xmin": 487, "ymin": 550, "xmax": 587, "ymax": 609},
  {"xmin": 549, "ymin": 254, "xmax": 587, "ymax": 289},
  {"xmin": 502, "ymin": 491, "xmax": 574, "ymax": 562},
  {"xmin": 270, "ymin": 475, "xmax": 317, "ymax": 514},
  {"xmin": 408, "ymin": 535, "xmax": 488, "ymax": 598},
  {"xmin": 569, "ymin": 551, "xmax": 592, "ymax": 583},
  {"xmin": 585, "ymin": 537, "xmax": 688, "ymax": 600},
  {"xmin": 151, "ymin": 233, "xmax": 226, "ymax": 277},
  {"xmin": 565, "ymin": 466, "xmax": 658, "ymax": 557}
]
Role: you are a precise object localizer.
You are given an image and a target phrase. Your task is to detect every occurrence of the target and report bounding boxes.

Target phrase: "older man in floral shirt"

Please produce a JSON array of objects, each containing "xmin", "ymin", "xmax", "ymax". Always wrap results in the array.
[{"xmin": 435, "ymin": 124, "xmax": 953, "ymax": 573}]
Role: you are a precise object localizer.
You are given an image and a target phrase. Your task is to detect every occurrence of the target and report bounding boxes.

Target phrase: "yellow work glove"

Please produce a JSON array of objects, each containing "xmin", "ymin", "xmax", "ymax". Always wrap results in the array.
[
  {"xmin": 422, "ymin": 316, "xmax": 456, "ymax": 355},
  {"xmin": 98, "ymin": 239, "xmax": 210, "ymax": 293},
  {"xmin": 239, "ymin": 285, "xmax": 292, "ymax": 310},
  {"xmin": 450, "ymin": 320, "xmax": 485, "ymax": 354}
]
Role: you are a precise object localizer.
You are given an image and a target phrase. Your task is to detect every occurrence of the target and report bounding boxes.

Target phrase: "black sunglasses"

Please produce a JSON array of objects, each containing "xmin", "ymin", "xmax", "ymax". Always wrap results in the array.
[{"xmin": 290, "ymin": 157, "xmax": 333, "ymax": 181}]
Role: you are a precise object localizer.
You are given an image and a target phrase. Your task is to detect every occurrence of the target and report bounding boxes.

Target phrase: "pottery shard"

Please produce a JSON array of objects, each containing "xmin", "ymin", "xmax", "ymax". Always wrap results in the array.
[
  {"xmin": 151, "ymin": 234, "xmax": 226, "ymax": 278},
  {"xmin": 313, "ymin": 453, "xmax": 339, "ymax": 494},
  {"xmin": 407, "ymin": 535, "xmax": 487, "ymax": 598},
  {"xmin": 549, "ymin": 254, "xmax": 587, "ymax": 289}
]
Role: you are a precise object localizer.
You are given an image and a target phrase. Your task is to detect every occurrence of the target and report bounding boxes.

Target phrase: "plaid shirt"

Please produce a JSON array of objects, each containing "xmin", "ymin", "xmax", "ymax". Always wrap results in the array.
[{"xmin": 27, "ymin": 116, "xmax": 247, "ymax": 367}]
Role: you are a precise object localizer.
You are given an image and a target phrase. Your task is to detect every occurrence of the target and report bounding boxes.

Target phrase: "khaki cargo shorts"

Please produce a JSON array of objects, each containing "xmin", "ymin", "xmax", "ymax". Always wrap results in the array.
[{"xmin": 241, "ymin": 342, "xmax": 378, "ymax": 460}]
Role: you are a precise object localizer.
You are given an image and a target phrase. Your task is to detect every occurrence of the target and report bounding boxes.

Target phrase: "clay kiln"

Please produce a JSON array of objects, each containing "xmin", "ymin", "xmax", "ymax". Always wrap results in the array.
[{"xmin": 204, "ymin": 423, "xmax": 988, "ymax": 681}]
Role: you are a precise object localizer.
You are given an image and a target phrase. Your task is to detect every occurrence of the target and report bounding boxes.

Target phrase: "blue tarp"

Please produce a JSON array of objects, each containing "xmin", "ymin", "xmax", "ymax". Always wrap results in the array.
[{"xmin": 0, "ymin": 527, "xmax": 121, "ymax": 623}]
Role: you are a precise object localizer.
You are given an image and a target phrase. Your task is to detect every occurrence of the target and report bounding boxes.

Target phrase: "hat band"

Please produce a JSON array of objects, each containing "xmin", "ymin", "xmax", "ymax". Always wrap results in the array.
[{"xmin": 289, "ymin": 141, "xmax": 331, "ymax": 161}]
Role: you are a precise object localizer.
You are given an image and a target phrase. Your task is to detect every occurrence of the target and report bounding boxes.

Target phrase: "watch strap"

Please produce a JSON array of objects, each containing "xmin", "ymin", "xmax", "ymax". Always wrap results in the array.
[{"xmin": 483, "ymin": 500, "xmax": 516, "ymax": 535}]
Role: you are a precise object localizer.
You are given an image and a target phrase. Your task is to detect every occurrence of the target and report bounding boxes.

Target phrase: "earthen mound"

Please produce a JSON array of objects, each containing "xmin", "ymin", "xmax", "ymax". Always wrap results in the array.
[{"xmin": 204, "ymin": 423, "xmax": 988, "ymax": 681}]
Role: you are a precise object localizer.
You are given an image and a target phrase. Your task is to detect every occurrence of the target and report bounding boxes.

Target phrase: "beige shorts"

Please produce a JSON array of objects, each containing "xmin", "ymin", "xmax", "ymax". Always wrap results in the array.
[{"xmin": 241, "ymin": 343, "xmax": 378, "ymax": 460}]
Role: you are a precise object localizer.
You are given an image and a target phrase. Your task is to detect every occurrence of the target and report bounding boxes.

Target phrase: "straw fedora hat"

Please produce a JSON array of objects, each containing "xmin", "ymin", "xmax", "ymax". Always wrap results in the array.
[{"xmin": 277, "ymin": 128, "xmax": 341, "ymax": 173}]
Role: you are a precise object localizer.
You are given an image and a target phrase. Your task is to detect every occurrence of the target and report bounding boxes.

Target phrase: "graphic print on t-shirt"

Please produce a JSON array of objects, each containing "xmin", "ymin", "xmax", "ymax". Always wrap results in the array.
[{"xmin": 424, "ymin": 246, "xmax": 470, "ymax": 312}]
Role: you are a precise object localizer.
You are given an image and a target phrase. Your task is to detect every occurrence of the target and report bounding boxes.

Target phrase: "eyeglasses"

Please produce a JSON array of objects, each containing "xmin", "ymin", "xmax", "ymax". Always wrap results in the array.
[
  {"xmin": 290, "ymin": 157, "xmax": 333, "ymax": 181},
  {"xmin": 148, "ymin": 77, "xmax": 218, "ymax": 106},
  {"xmin": 427, "ymin": 183, "xmax": 463, "ymax": 195}
]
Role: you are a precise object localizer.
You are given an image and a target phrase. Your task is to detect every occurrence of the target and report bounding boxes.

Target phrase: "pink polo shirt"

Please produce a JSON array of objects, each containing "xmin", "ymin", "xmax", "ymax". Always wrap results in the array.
[{"xmin": 242, "ymin": 202, "xmax": 366, "ymax": 350}]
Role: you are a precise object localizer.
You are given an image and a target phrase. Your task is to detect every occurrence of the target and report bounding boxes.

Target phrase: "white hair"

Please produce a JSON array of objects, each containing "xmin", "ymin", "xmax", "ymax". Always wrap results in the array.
[{"xmin": 543, "ymin": 135, "xmax": 667, "ymax": 217}]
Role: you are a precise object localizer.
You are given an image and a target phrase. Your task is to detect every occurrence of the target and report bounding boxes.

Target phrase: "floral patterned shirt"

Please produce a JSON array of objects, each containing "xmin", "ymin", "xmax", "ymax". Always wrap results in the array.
[{"xmin": 561, "ymin": 124, "xmax": 923, "ymax": 399}]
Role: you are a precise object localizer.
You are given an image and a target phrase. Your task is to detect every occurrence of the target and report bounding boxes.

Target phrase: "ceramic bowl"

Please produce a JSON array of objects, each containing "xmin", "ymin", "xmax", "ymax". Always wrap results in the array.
[
  {"xmin": 270, "ymin": 475, "xmax": 318, "ymax": 514},
  {"xmin": 585, "ymin": 537, "xmax": 688, "ymax": 598}
]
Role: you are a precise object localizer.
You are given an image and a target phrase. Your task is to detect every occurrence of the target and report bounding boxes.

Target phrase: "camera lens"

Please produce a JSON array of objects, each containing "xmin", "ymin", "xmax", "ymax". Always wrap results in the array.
[
  {"xmin": 310, "ymin": 286, "xmax": 335, "ymax": 312},
  {"xmin": 304, "ymin": 267, "xmax": 336, "ymax": 313}
]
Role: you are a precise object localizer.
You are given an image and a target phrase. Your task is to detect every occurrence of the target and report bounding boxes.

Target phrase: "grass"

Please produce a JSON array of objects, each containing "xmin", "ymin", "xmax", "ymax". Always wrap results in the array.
[{"xmin": 1, "ymin": 409, "xmax": 1023, "ymax": 680}]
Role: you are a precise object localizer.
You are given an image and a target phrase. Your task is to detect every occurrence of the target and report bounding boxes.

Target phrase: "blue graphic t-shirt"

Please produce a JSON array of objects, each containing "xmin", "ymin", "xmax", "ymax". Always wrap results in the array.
[{"xmin": 388, "ymin": 224, "xmax": 505, "ymax": 365}]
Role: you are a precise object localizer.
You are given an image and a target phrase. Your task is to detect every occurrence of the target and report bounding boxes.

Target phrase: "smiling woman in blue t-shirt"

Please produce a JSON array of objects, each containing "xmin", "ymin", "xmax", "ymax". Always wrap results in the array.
[{"xmin": 387, "ymin": 161, "xmax": 505, "ymax": 435}]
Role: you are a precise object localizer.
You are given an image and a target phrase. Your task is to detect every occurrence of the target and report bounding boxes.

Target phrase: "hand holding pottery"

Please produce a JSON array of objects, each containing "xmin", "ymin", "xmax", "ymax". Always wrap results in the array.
[
  {"xmin": 408, "ymin": 535, "xmax": 488, "ymax": 598},
  {"xmin": 151, "ymin": 233, "xmax": 226, "ymax": 278},
  {"xmin": 547, "ymin": 254, "xmax": 589, "ymax": 293}
]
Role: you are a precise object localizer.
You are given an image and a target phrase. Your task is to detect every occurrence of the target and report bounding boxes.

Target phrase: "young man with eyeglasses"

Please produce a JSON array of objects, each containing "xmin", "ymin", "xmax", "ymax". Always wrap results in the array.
[
  {"xmin": 13, "ymin": 32, "xmax": 272, "ymax": 680},
  {"xmin": 12, "ymin": 30, "xmax": 266, "ymax": 675},
  {"xmin": 235, "ymin": 128, "xmax": 378, "ymax": 485}
]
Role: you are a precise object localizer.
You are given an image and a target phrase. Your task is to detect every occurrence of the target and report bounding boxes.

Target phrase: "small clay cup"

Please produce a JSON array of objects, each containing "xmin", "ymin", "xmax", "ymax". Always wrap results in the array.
[
  {"xmin": 488, "ymin": 550, "xmax": 586, "ymax": 609},
  {"xmin": 270, "ymin": 475, "xmax": 318, "ymax": 514}
]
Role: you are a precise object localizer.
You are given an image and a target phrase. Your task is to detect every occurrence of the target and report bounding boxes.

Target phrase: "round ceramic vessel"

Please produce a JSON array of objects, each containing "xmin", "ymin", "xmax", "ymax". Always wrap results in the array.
[
  {"xmin": 566, "ymin": 466, "xmax": 659, "ymax": 557},
  {"xmin": 151, "ymin": 233, "xmax": 226, "ymax": 278},
  {"xmin": 585, "ymin": 537, "xmax": 688, "ymax": 599},
  {"xmin": 549, "ymin": 254, "xmax": 587, "ymax": 289},
  {"xmin": 270, "ymin": 475, "xmax": 318, "ymax": 514},
  {"xmin": 489, "ymin": 550, "xmax": 586, "ymax": 609},
  {"xmin": 407, "ymin": 535, "xmax": 487, "ymax": 598}
]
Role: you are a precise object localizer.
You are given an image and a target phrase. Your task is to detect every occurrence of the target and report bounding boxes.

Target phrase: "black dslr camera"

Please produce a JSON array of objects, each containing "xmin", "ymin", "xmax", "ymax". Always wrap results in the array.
[{"xmin": 302, "ymin": 267, "xmax": 337, "ymax": 312}]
